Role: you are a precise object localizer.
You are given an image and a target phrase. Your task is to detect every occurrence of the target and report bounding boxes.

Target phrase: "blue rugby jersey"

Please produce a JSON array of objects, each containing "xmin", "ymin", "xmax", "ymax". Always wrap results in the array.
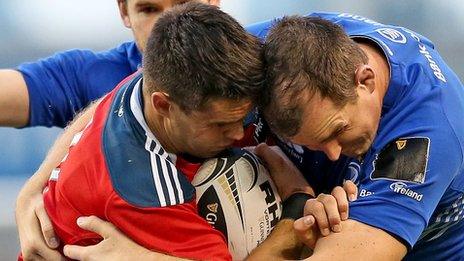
[
  {"xmin": 247, "ymin": 12, "xmax": 464, "ymax": 260},
  {"xmin": 18, "ymin": 42, "xmax": 142, "ymax": 127}
]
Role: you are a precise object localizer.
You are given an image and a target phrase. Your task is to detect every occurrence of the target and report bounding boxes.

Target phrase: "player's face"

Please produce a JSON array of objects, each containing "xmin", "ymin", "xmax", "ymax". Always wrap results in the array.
[
  {"xmin": 289, "ymin": 88, "xmax": 381, "ymax": 161},
  {"xmin": 169, "ymin": 98, "xmax": 253, "ymax": 158},
  {"xmin": 118, "ymin": 0, "xmax": 220, "ymax": 52}
]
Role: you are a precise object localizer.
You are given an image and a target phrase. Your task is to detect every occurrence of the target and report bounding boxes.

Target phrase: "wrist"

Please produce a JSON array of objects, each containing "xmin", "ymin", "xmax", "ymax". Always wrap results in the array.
[{"xmin": 281, "ymin": 193, "xmax": 314, "ymax": 221}]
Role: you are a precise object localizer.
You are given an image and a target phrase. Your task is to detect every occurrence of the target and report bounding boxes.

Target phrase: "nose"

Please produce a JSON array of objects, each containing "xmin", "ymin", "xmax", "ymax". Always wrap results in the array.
[
  {"xmin": 321, "ymin": 140, "xmax": 342, "ymax": 161},
  {"xmin": 225, "ymin": 123, "xmax": 245, "ymax": 141}
]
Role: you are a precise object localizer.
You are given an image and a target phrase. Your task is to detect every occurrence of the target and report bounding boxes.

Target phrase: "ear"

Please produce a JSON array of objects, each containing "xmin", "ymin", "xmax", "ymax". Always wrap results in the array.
[
  {"xmin": 355, "ymin": 64, "xmax": 376, "ymax": 94},
  {"xmin": 208, "ymin": 0, "xmax": 221, "ymax": 6},
  {"xmin": 117, "ymin": 0, "xmax": 131, "ymax": 28},
  {"xmin": 151, "ymin": 92, "xmax": 171, "ymax": 117}
]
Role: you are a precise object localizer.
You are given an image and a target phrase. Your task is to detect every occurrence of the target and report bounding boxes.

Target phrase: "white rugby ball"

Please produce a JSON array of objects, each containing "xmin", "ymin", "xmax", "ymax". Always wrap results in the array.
[{"xmin": 192, "ymin": 149, "xmax": 282, "ymax": 260}]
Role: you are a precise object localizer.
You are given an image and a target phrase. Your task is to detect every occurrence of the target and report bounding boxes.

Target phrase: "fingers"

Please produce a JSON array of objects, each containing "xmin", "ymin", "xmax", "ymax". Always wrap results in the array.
[
  {"xmin": 63, "ymin": 244, "xmax": 89, "ymax": 261},
  {"xmin": 319, "ymin": 194, "xmax": 343, "ymax": 233},
  {"xmin": 21, "ymin": 241, "xmax": 64, "ymax": 261},
  {"xmin": 343, "ymin": 180, "xmax": 358, "ymax": 201},
  {"xmin": 293, "ymin": 215, "xmax": 318, "ymax": 248},
  {"xmin": 331, "ymin": 186, "xmax": 349, "ymax": 220},
  {"xmin": 36, "ymin": 246, "xmax": 67, "ymax": 261},
  {"xmin": 17, "ymin": 192, "xmax": 64, "ymax": 260},
  {"xmin": 18, "ymin": 217, "xmax": 45, "ymax": 260},
  {"xmin": 304, "ymin": 192, "xmax": 349, "ymax": 237},
  {"xmin": 241, "ymin": 146, "xmax": 256, "ymax": 153},
  {"xmin": 254, "ymin": 143, "xmax": 279, "ymax": 168},
  {"xmin": 76, "ymin": 216, "xmax": 116, "ymax": 239},
  {"xmin": 35, "ymin": 199, "xmax": 60, "ymax": 248}
]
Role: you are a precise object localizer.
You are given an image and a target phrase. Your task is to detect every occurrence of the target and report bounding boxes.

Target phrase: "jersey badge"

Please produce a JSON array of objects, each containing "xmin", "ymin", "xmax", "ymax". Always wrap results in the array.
[
  {"xmin": 371, "ymin": 137, "xmax": 430, "ymax": 184},
  {"xmin": 396, "ymin": 139, "xmax": 407, "ymax": 150}
]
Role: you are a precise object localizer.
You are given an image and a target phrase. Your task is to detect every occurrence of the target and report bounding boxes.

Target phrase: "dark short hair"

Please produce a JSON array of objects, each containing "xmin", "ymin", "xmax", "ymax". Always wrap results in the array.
[
  {"xmin": 143, "ymin": 2, "xmax": 264, "ymax": 112},
  {"xmin": 261, "ymin": 16, "xmax": 368, "ymax": 137}
]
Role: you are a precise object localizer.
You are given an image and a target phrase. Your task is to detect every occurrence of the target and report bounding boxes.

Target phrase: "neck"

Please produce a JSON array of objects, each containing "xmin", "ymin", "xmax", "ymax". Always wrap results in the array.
[
  {"xmin": 358, "ymin": 41, "xmax": 390, "ymax": 103},
  {"xmin": 141, "ymin": 84, "xmax": 180, "ymax": 155}
]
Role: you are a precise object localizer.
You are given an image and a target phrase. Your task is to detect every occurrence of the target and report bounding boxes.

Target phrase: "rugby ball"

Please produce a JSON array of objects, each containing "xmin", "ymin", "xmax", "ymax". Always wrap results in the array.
[{"xmin": 192, "ymin": 149, "xmax": 282, "ymax": 260}]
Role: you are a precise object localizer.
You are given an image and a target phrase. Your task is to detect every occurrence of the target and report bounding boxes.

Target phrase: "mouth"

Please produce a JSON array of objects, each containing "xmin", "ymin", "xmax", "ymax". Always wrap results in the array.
[
  {"xmin": 343, "ymin": 142, "xmax": 369, "ymax": 159},
  {"xmin": 356, "ymin": 154, "xmax": 366, "ymax": 163},
  {"xmin": 220, "ymin": 142, "xmax": 235, "ymax": 149},
  {"xmin": 211, "ymin": 144, "xmax": 233, "ymax": 154}
]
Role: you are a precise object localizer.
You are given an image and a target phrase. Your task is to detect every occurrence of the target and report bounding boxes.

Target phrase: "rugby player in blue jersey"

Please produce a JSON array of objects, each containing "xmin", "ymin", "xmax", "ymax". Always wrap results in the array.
[{"xmin": 257, "ymin": 15, "xmax": 463, "ymax": 260}]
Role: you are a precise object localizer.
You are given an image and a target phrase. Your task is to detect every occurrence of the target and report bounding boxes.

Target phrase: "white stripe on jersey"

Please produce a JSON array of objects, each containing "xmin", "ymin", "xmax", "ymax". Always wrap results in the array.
[
  {"xmin": 151, "ymin": 138, "xmax": 185, "ymax": 205},
  {"xmin": 131, "ymin": 79, "xmax": 186, "ymax": 206},
  {"xmin": 50, "ymin": 168, "xmax": 60, "ymax": 181},
  {"xmin": 145, "ymin": 138, "xmax": 167, "ymax": 207},
  {"xmin": 172, "ymin": 166, "xmax": 185, "ymax": 204},
  {"xmin": 70, "ymin": 132, "xmax": 83, "ymax": 146}
]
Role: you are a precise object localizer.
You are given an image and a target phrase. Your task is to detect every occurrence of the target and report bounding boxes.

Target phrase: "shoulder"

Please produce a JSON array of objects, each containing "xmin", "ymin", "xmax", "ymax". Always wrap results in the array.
[
  {"xmin": 103, "ymin": 135, "xmax": 196, "ymax": 208},
  {"xmin": 102, "ymin": 76, "xmax": 195, "ymax": 208}
]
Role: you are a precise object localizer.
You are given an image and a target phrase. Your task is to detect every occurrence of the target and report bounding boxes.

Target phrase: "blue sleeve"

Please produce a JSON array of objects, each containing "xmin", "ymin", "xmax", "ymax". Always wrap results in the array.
[
  {"xmin": 349, "ymin": 114, "xmax": 463, "ymax": 249},
  {"xmin": 17, "ymin": 42, "xmax": 140, "ymax": 128}
]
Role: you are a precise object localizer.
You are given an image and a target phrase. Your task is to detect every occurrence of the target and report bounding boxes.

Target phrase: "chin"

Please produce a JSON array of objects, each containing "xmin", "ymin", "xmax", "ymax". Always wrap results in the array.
[{"xmin": 197, "ymin": 150, "xmax": 224, "ymax": 159}]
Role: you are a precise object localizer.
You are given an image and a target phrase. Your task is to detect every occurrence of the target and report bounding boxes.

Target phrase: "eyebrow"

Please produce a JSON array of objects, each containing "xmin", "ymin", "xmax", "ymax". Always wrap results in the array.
[
  {"xmin": 133, "ymin": 3, "xmax": 160, "ymax": 11},
  {"xmin": 320, "ymin": 123, "xmax": 344, "ymax": 143},
  {"xmin": 212, "ymin": 118, "xmax": 244, "ymax": 125},
  {"xmin": 135, "ymin": 0, "xmax": 157, "ymax": 5}
]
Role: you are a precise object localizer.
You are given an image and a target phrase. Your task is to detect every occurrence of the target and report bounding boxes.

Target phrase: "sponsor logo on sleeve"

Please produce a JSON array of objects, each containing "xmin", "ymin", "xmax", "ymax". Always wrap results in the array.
[
  {"xmin": 417, "ymin": 44, "xmax": 447, "ymax": 83},
  {"xmin": 403, "ymin": 29, "xmax": 447, "ymax": 82},
  {"xmin": 389, "ymin": 181, "xmax": 423, "ymax": 201},
  {"xmin": 376, "ymin": 28, "xmax": 407, "ymax": 44},
  {"xmin": 359, "ymin": 188, "xmax": 374, "ymax": 198}
]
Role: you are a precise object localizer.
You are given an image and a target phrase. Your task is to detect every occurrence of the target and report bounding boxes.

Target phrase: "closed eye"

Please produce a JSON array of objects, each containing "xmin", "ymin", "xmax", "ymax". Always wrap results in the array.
[
  {"xmin": 322, "ymin": 124, "xmax": 349, "ymax": 143},
  {"xmin": 214, "ymin": 119, "xmax": 244, "ymax": 128},
  {"xmin": 137, "ymin": 5, "xmax": 161, "ymax": 14}
]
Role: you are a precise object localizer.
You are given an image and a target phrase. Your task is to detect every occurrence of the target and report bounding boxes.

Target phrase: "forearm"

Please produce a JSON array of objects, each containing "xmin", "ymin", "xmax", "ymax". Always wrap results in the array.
[
  {"xmin": 15, "ymin": 101, "xmax": 99, "ymax": 259},
  {"xmin": 246, "ymin": 219, "xmax": 304, "ymax": 260},
  {"xmin": 0, "ymin": 69, "xmax": 29, "ymax": 127},
  {"xmin": 303, "ymin": 219, "xmax": 406, "ymax": 261},
  {"xmin": 144, "ymin": 251, "xmax": 191, "ymax": 261}
]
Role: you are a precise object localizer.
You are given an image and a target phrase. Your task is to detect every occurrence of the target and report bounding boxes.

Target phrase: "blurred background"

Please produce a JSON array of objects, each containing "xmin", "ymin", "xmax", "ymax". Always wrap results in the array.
[{"xmin": 1, "ymin": 0, "xmax": 463, "ymax": 259}]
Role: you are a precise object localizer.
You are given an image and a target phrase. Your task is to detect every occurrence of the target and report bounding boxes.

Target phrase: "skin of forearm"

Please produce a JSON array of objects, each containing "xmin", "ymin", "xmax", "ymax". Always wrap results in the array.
[
  {"xmin": 111, "ymin": 220, "xmax": 304, "ymax": 261},
  {"xmin": 0, "ymin": 69, "xmax": 29, "ymax": 127},
  {"xmin": 246, "ymin": 219, "xmax": 304, "ymax": 260},
  {"xmin": 137, "ymin": 218, "xmax": 304, "ymax": 260},
  {"xmin": 144, "ymin": 251, "xmax": 192, "ymax": 261},
  {"xmin": 303, "ymin": 219, "xmax": 406, "ymax": 261}
]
